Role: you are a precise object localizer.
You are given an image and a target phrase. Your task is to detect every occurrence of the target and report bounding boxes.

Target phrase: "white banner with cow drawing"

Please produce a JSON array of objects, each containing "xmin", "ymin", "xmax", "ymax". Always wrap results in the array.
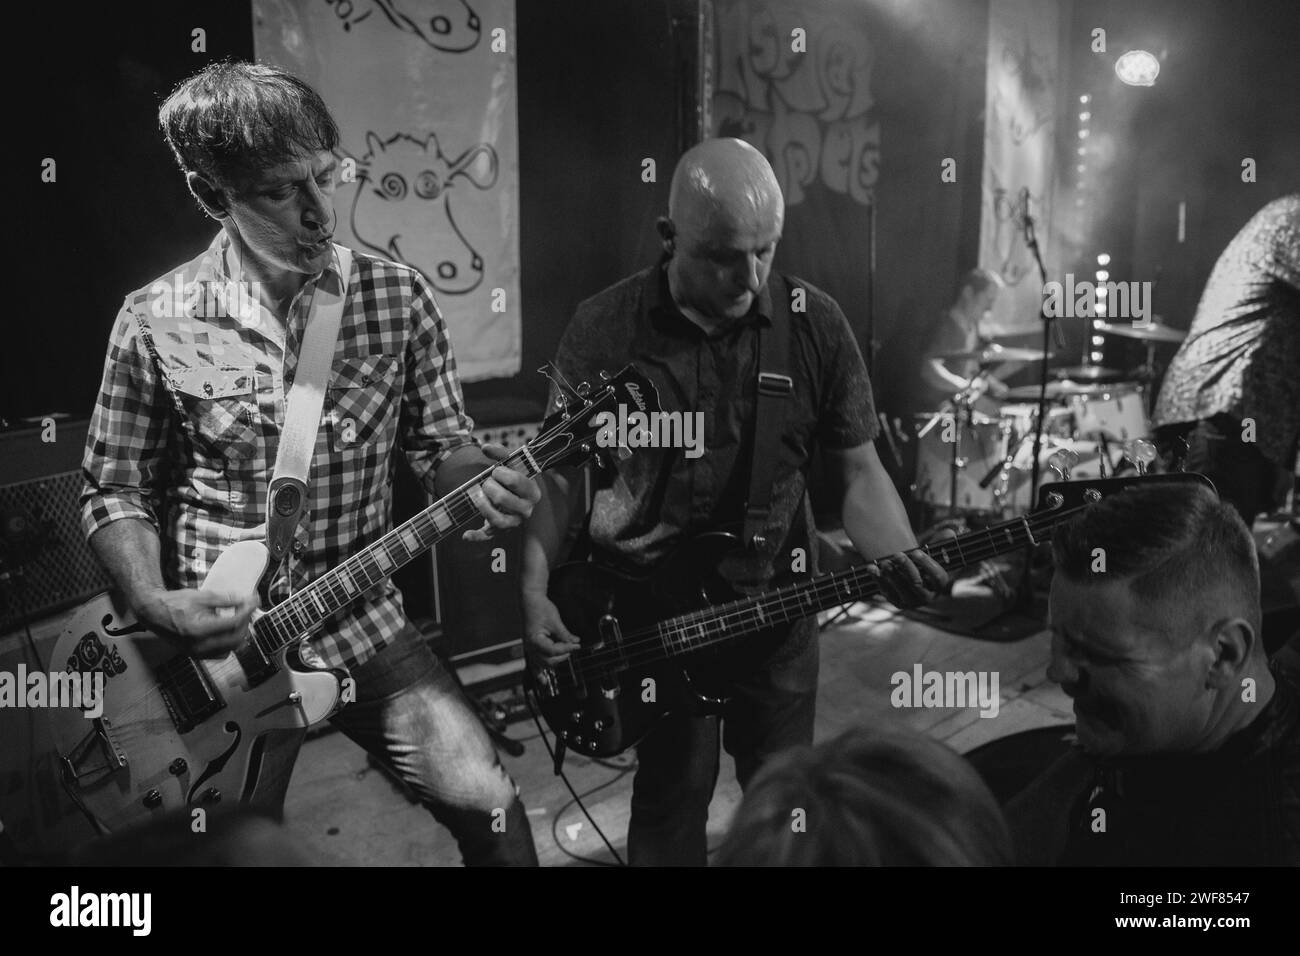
[
  {"xmin": 978, "ymin": 0, "xmax": 1060, "ymax": 337},
  {"xmin": 253, "ymin": 0, "xmax": 521, "ymax": 381}
]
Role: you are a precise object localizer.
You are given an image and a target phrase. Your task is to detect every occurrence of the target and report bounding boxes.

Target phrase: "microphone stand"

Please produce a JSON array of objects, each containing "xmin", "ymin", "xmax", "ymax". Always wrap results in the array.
[
  {"xmin": 1013, "ymin": 196, "xmax": 1065, "ymax": 613},
  {"xmin": 1022, "ymin": 201, "xmax": 1063, "ymax": 507}
]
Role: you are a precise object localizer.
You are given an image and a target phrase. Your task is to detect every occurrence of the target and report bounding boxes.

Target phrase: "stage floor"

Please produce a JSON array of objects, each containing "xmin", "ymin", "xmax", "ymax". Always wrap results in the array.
[{"xmin": 283, "ymin": 601, "xmax": 1074, "ymax": 866}]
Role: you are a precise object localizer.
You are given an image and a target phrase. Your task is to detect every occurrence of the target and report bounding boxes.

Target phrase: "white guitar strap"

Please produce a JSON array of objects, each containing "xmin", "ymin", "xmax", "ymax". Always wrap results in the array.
[{"xmin": 265, "ymin": 245, "xmax": 353, "ymax": 563}]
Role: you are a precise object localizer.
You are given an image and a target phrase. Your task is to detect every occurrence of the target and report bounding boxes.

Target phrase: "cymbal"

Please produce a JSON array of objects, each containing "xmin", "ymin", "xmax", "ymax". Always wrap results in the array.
[
  {"xmin": 1095, "ymin": 320, "xmax": 1186, "ymax": 343},
  {"xmin": 934, "ymin": 343, "xmax": 1052, "ymax": 364},
  {"xmin": 1002, "ymin": 380, "xmax": 1136, "ymax": 401},
  {"xmin": 1052, "ymin": 365, "xmax": 1125, "ymax": 382}
]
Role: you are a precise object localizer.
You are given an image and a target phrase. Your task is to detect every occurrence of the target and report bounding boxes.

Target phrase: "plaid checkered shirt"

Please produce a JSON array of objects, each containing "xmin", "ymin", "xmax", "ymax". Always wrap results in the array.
[{"xmin": 81, "ymin": 232, "xmax": 476, "ymax": 670}]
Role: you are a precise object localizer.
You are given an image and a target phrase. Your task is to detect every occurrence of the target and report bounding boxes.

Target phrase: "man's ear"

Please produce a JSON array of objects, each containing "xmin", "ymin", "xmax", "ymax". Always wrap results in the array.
[
  {"xmin": 656, "ymin": 216, "xmax": 675, "ymax": 255},
  {"xmin": 187, "ymin": 171, "xmax": 230, "ymax": 220},
  {"xmin": 1205, "ymin": 617, "xmax": 1256, "ymax": 688}
]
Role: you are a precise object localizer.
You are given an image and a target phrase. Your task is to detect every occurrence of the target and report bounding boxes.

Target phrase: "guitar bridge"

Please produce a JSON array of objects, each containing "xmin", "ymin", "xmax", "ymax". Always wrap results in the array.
[{"xmin": 59, "ymin": 717, "xmax": 128, "ymax": 787}]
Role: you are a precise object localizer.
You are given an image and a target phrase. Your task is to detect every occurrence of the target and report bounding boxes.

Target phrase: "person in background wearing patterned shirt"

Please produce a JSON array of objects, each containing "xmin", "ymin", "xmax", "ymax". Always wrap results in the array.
[
  {"xmin": 1153, "ymin": 193, "xmax": 1300, "ymax": 526},
  {"xmin": 519, "ymin": 138, "xmax": 948, "ymax": 866},
  {"xmin": 80, "ymin": 63, "xmax": 541, "ymax": 865}
]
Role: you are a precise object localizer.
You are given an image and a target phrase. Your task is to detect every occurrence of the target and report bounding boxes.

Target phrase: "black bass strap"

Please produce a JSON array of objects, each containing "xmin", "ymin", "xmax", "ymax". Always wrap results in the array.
[{"xmin": 743, "ymin": 277, "xmax": 795, "ymax": 549}]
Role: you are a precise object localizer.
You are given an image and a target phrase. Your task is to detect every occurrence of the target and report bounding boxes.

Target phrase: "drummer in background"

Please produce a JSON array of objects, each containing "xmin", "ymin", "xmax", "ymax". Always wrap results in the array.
[
  {"xmin": 1152, "ymin": 193, "xmax": 1299, "ymax": 526},
  {"xmin": 920, "ymin": 268, "xmax": 1014, "ymax": 417}
]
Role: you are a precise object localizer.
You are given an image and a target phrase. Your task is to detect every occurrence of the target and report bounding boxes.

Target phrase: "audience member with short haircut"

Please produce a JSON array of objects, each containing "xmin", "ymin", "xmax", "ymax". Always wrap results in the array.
[
  {"xmin": 715, "ymin": 724, "xmax": 1012, "ymax": 866},
  {"xmin": 1007, "ymin": 481, "xmax": 1300, "ymax": 866}
]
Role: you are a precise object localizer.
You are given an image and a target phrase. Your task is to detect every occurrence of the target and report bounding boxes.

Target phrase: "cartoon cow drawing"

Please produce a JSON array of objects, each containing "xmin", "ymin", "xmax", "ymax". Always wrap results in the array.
[
  {"xmin": 373, "ymin": 0, "xmax": 481, "ymax": 52},
  {"xmin": 347, "ymin": 130, "xmax": 499, "ymax": 295}
]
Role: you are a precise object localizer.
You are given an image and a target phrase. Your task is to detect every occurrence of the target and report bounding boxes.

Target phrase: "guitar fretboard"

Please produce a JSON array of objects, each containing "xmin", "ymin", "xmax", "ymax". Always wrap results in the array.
[
  {"xmin": 248, "ymin": 446, "xmax": 543, "ymax": 658},
  {"xmin": 564, "ymin": 505, "xmax": 1078, "ymax": 686}
]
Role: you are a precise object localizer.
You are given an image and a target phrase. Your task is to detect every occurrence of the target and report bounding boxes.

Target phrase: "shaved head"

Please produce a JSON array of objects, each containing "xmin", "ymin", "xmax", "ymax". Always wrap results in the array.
[
  {"xmin": 668, "ymin": 138, "xmax": 784, "ymax": 236},
  {"xmin": 661, "ymin": 138, "xmax": 785, "ymax": 325}
]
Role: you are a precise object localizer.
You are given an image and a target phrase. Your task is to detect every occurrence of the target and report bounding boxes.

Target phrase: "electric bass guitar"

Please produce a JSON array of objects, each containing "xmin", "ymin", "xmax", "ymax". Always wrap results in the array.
[
  {"xmin": 49, "ymin": 365, "xmax": 659, "ymax": 834},
  {"xmin": 527, "ymin": 472, "xmax": 1213, "ymax": 758}
]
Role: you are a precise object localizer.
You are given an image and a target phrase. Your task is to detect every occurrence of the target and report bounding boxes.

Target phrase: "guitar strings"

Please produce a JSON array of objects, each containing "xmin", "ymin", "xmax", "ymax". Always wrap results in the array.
[
  {"xmin": 554, "ymin": 503, "xmax": 1082, "ymax": 688},
  {"xmin": 90, "ymin": 390, "xmax": 630, "ymax": 730},
  {"xmin": 255, "ymin": 404, "xmax": 593, "ymax": 649}
]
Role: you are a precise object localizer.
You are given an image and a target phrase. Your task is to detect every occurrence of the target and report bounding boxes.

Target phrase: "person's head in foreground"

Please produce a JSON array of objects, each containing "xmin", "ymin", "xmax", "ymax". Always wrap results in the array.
[
  {"xmin": 714, "ymin": 724, "xmax": 1011, "ymax": 866},
  {"xmin": 1048, "ymin": 480, "xmax": 1273, "ymax": 759}
]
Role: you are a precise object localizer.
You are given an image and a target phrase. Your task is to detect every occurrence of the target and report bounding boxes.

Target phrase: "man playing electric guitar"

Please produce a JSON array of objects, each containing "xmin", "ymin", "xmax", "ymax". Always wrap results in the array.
[
  {"xmin": 520, "ymin": 138, "xmax": 948, "ymax": 866},
  {"xmin": 80, "ymin": 62, "xmax": 542, "ymax": 865}
]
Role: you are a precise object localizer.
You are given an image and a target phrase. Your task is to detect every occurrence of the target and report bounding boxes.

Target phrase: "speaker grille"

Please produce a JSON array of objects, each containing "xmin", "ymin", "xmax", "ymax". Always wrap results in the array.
[{"xmin": 0, "ymin": 471, "xmax": 113, "ymax": 631}]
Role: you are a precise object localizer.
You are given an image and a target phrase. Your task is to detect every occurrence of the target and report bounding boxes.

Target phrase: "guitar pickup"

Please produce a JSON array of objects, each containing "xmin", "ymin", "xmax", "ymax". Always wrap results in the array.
[{"xmin": 157, "ymin": 656, "xmax": 224, "ymax": 733}]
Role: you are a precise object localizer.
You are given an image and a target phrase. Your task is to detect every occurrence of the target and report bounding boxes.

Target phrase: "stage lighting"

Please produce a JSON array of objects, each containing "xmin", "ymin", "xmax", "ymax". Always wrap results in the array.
[{"xmin": 1116, "ymin": 50, "xmax": 1160, "ymax": 87}]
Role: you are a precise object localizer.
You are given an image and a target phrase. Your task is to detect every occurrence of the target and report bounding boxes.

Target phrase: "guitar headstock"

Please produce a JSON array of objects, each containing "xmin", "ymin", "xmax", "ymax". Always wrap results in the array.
[
  {"xmin": 527, "ymin": 365, "xmax": 663, "ymax": 472},
  {"xmin": 1034, "ymin": 472, "xmax": 1217, "ymax": 515}
]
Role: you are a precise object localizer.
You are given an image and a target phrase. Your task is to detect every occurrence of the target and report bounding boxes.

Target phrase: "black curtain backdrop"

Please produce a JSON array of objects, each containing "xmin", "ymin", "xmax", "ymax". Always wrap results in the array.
[{"xmin": 750, "ymin": 0, "xmax": 990, "ymax": 422}]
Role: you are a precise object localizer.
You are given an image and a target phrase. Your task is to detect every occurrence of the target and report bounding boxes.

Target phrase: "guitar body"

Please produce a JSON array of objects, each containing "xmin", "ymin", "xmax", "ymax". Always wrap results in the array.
[
  {"xmin": 44, "ymin": 364, "xmax": 659, "ymax": 833},
  {"xmin": 48, "ymin": 542, "xmax": 346, "ymax": 833},
  {"xmin": 528, "ymin": 532, "xmax": 789, "ymax": 758},
  {"xmin": 529, "ymin": 473, "xmax": 1218, "ymax": 759}
]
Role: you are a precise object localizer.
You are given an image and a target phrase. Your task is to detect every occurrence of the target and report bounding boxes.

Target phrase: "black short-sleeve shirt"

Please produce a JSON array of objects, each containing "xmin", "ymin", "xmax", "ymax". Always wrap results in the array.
[{"xmin": 552, "ymin": 261, "xmax": 877, "ymax": 582}]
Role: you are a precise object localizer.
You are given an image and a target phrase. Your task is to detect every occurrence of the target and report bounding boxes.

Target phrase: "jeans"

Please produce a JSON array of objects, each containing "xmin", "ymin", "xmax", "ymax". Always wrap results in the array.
[
  {"xmin": 323, "ymin": 622, "xmax": 539, "ymax": 866},
  {"xmin": 627, "ymin": 626, "xmax": 820, "ymax": 867}
]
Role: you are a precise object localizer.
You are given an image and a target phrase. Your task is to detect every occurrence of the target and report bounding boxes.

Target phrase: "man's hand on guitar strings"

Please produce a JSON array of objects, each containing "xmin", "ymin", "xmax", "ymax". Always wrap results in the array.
[
  {"xmin": 866, "ymin": 549, "xmax": 949, "ymax": 610},
  {"xmin": 522, "ymin": 590, "xmax": 582, "ymax": 667},
  {"xmin": 137, "ymin": 587, "xmax": 260, "ymax": 658},
  {"xmin": 463, "ymin": 442, "xmax": 543, "ymax": 543}
]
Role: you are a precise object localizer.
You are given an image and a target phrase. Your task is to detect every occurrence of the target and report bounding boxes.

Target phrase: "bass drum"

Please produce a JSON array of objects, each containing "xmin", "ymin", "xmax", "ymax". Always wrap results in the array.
[
  {"xmin": 1069, "ymin": 384, "xmax": 1148, "ymax": 443},
  {"xmin": 913, "ymin": 416, "xmax": 1019, "ymax": 515}
]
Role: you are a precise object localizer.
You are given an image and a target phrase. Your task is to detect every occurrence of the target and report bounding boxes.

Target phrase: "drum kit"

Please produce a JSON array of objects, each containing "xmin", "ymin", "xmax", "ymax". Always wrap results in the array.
[{"xmin": 913, "ymin": 320, "xmax": 1186, "ymax": 518}]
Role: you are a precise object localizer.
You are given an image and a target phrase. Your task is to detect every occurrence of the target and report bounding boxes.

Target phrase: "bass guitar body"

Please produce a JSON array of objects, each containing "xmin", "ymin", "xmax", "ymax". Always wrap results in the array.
[
  {"xmin": 528, "ymin": 532, "xmax": 776, "ymax": 758},
  {"xmin": 47, "ymin": 542, "xmax": 346, "ymax": 833}
]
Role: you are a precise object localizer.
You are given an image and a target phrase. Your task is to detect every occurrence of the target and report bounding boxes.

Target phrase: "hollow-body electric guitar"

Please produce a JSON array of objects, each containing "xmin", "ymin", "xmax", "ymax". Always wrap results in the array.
[
  {"xmin": 49, "ymin": 365, "xmax": 659, "ymax": 834},
  {"xmin": 528, "ymin": 473, "xmax": 1213, "ymax": 759}
]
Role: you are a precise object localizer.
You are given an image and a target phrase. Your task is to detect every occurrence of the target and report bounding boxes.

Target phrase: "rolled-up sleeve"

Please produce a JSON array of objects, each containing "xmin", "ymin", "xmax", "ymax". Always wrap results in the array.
[
  {"xmin": 80, "ymin": 306, "xmax": 171, "ymax": 541},
  {"xmin": 400, "ymin": 272, "xmax": 477, "ymax": 494}
]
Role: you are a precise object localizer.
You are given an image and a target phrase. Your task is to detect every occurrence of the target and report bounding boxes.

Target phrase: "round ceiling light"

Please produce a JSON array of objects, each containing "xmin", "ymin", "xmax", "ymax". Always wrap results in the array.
[{"xmin": 1115, "ymin": 50, "xmax": 1160, "ymax": 86}]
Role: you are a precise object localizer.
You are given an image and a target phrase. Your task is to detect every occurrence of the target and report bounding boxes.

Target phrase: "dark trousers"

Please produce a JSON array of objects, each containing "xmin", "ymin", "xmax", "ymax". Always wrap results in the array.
[
  {"xmin": 243, "ymin": 623, "xmax": 537, "ymax": 866},
  {"xmin": 1158, "ymin": 414, "xmax": 1290, "ymax": 526},
  {"xmin": 627, "ymin": 628, "xmax": 820, "ymax": 867},
  {"xmin": 325, "ymin": 624, "xmax": 539, "ymax": 865}
]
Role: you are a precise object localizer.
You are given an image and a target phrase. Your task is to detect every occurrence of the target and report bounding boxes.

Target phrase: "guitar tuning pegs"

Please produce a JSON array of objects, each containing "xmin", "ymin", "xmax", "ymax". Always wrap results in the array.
[
  {"xmin": 1047, "ymin": 447, "xmax": 1079, "ymax": 481},
  {"xmin": 1123, "ymin": 438, "xmax": 1158, "ymax": 475},
  {"xmin": 598, "ymin": 370, "xmax": 611, "ymax": 382},
  {"xmin": 577, "ymin": 382, "xmax": 591, "ymax": 398}
]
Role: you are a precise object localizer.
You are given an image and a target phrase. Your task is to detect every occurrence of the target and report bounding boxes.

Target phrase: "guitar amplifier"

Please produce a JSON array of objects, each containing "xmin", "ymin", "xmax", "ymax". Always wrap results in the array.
[
  {"xmin": 392, "ymin": 421, "xmax": 544, "ymax": 669},
  {"xmin": 0, "ymin": 418, "xmax": 113, "ymax": 633}
]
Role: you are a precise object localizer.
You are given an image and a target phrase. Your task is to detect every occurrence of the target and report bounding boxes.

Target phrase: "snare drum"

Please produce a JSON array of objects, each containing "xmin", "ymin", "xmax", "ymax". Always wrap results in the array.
[{"xmin": 1069, "ymin": 384, "xmax": 1148, "ymax": 443}]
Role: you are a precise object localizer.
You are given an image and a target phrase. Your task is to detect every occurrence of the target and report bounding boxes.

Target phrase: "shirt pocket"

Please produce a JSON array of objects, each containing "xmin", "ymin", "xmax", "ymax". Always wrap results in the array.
[
  {"xmin": 327, "ymin": 354, "xmax": 399, "ymax": 454},
  {"xmin": 170, "ymin": 365, "xmax": 259, "ymax": 461}
]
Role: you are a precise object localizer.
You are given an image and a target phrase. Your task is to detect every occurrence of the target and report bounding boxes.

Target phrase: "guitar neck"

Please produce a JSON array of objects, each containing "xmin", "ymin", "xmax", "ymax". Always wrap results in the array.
[
  {"xmin": 626, "ymin": 507, "xmax": 1079, "ymax": 665},
  {"xmin": 249, "ymin": 445, "xmax": 543, "ymax": 658}
]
